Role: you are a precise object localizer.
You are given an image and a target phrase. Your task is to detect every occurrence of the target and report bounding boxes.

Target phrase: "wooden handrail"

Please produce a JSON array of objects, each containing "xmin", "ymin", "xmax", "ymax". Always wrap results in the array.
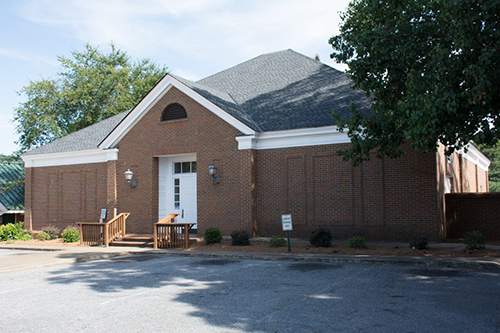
[
  {"xmin": 154, "ymin": 214, "xmax": 194, "ymax": 249},
  {"xmin": 77, "ymin": 213, "xmax": 130, "ymax": 247},
  {"xmin": 156, "ymin": 213, "xmax": 179, "ymax": 225}
]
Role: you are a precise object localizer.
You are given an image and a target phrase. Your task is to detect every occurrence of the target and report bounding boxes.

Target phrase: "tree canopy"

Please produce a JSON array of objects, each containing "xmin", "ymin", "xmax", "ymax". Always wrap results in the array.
[
  {"xmin": 14, "ymin": 43, "xmax": 168, "ymax": 153},
  {"xmin": 329, "ymin": 0, "xmax": 500, "ymax": 165}
]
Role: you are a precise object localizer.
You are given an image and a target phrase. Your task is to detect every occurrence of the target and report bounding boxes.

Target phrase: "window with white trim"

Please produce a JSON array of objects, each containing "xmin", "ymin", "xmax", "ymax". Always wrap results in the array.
[{"xmin": 173, "ymin": 161, "xmax": 197, "ymax": 174}]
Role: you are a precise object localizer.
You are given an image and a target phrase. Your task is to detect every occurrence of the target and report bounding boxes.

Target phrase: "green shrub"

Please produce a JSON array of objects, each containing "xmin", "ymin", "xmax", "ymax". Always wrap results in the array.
[
  {"xmin": 36, "ymin": 231, "xmax": 51, "ymax": 241},
  {"xmin": 18, "ymin": 230, "xmax": 33, "ymax": 241},
  {"xmin": 62, "ymin": 227, "xmax": 80, "ymax": 243},
  {"xmin": 0, "ymin": 222, "xmax": 32, "ymax": 241},
  {"xmin": 41, "ymin": 225, "xmax": 61, "ymax": 240},
  {"xmin": 464, "ymin": 231, "xmax": 486, "ymax": 250},
  {"xmin": 204, "ymin": 227, "xmax": 222, "ymax": 244},
  {"xmin": 409, "ymin": 237, "xmax": 429, "ymax": 250},
  {"xmin": 346, "ymin": 236, "xmax": 367, "ymax": 249},
  {"xmin": 309, "ymin": 229, "xmax": 332, "ymax": 247},
  {"xmin": 270, "ymin": 236, "xmax": 286, "ymax": 247},
  {"xmin": 0, "ymin": 223, "xmax": 20, "ymax": 241},
  {"xmin": 231, "ymin": 230, "xmax": 250, "ymax": 246}
]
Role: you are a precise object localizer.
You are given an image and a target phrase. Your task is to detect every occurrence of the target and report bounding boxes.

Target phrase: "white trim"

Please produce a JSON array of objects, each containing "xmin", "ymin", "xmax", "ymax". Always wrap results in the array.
[
  {"xmin": 158, "ymin": 153, "xmax": 198, "ymax": 229},
  {"xmin": 99, "ymin": 75, "xmax": 255, "ymax": 149},
  {"xmin": 0, "ymin": 202, "xmax": 22, "ymax": 216},
  {"xmin": 21, "ymin": 148, "xmax": 119, "ymax": 168},
  {"xmin": 459, "ymin": 144, "xmax": 491, "ymax": 172},
  {"xmin": 153, "ymin": 153, "xmax": 197, "ymax": 159},
  {"xmin": 0, "ymin": 211, "xmax": 25, "ymax": 215},
  {"xmin": 236, "ymin": 126, "xmax": 350, "ymax": 150}
]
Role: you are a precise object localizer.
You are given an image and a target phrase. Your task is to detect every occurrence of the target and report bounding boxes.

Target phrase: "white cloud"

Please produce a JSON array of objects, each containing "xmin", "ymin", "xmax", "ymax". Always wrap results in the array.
[
  {"xmin": 0, "ymin": 113, "xmax": 19, "ymax": 155},
  {"xmin": 171, "ymin": 68, "xmax": 202, "ymax": 82},
  {"xmin": 17, "ymin": 0, "xmax": 350, "ymax": 75},
  {"xmin": 0, "ymin": 48, "xmax": 58, "ymax": 68}
]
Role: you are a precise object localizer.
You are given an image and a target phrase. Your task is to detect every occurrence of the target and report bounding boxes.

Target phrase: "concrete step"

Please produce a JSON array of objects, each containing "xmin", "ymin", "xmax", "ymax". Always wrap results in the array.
[
  {"xmin": 120, "ymin": 235, "xmax": 154, "ymax": 242},
  {"xmin": 109, "ymin": 240, "xmax": 154, "ymax": 248}
]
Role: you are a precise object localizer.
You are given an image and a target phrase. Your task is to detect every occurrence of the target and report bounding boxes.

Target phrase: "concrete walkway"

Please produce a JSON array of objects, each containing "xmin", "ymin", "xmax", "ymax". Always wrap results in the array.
[
  {"xmin": 0, "ymin": 245, "xmax": 151, "ymax": 273},
  {"xmin": 1, "ymin": 242, "xmax": 499, "ymax": 272}
]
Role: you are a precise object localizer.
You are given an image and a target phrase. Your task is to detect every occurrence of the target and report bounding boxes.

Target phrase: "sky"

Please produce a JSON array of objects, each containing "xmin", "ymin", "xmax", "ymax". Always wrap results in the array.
[{"xmin": 0, "ymin": 0, "xmax": 351, "ymax": 155}]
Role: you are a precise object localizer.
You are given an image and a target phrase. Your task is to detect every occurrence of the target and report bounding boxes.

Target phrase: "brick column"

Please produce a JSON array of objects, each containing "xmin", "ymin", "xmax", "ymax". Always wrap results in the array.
[
  {"xmin": 106, "ymin": 160, "xmax": 117, "ymax": 220},
  {"xmin": 24, "ymin": 167, "xmax": 33, "ymax": 230},
  {"xmin": 250, "ymin": 150, "xmax": 258, "ymax": 237}
]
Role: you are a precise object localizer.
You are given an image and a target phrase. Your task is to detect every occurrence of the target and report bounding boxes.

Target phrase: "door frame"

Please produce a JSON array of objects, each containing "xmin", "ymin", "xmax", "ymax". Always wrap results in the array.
[{"xmin": 157, "ymin": 153, "xmax": 197, "ymax": 228}]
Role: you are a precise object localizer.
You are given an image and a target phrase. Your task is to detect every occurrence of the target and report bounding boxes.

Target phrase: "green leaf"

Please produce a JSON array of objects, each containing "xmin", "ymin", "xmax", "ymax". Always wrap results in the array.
[
  {"xmin": 328, "ymin": 0, "xmax": 500, "ymax": 164},
  {"xmin": 14, "ymin": 43, "xmax": 168, "ymax": 153}
]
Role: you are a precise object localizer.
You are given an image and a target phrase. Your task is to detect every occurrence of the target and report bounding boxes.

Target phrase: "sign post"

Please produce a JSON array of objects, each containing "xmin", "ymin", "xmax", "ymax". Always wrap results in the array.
[
  {"xmin": 100, "ymin": 209, "xmax": 107, "ymax": 223},
  {"xmin": 281, "ymin": 214, "xmax": 293, "ymax": 252}
]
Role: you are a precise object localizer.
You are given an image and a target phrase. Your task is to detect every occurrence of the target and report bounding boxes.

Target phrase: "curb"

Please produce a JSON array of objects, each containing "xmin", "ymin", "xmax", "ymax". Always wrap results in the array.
[
  {"xmin": 2, "ymin": 245, "xmax": 498, "ymax": 270},
  {"xmin": 0, "ymin": 246, "xmax": 62, "ymax": 252},
  {"xmin": 106, "ymin": 249, "xmax": 500, "ymax": 270}
]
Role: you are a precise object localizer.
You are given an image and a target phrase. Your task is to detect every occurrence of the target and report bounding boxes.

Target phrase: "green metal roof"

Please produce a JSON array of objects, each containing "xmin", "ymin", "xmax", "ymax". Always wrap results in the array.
[{"xmin": 0, "ymin": 158, "xmax": 25, "ymax": 211}]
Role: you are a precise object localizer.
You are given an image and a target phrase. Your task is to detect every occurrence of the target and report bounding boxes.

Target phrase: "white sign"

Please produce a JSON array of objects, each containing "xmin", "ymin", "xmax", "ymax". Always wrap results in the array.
[
  {"xmin": 282, "ymin": 214, "xmax": 293, "ymax": 231},
  {"xmin": 100, "ymin": 209, "xmax": 107, "ymax": 220}
]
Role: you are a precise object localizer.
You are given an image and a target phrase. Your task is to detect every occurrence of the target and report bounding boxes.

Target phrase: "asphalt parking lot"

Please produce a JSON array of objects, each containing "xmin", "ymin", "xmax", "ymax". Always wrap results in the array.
[{"xmin": 1, "ymin": 251, "xmax": 499, "ymax": 333}]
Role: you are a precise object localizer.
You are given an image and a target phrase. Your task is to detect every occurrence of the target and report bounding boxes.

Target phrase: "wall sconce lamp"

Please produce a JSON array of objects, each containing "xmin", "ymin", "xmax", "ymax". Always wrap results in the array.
[
  {"xmin": 124, "ymin": 168, "xmax": 137, "ymax": 188},
  {"xmin": 208, "ymin": 164, "xmax": 220, "ymax": 184}
]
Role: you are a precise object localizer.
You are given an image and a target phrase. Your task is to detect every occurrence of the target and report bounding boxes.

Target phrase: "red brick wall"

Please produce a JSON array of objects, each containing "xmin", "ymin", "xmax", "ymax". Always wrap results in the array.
[
  {"xmin": 477, "ymin": 168, "xmax": 487, "ymax": 192},
  {"xmin": 445, "ymin": 193, "xmax": 500, "ymax": 240},
  {"xmin": 25, "ymin": 162, "xmax": 110, "ymax": 230},
  {"xmin": 115, "ymin": 86, "xmax": 254, "ymax": 235},
  {"xmin": 462, "ymin": 158, "xmax": 478, "ymax": 192},
  {"xmin": 255, "ymin": 144, "xmax": 441, "ymax": 241},
  {"xmin": 436, "ymin": 145, "xmax": 489, "ymax": 194},
  {"xmin": 26, "ymin": 87, "xmax": 455, "ymax": 241}
]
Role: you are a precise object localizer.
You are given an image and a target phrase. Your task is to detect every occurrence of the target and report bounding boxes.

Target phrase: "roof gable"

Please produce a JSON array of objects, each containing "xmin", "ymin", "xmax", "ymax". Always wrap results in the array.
[{"xmin": 98, "ymin": 75, "xmax": 256, "ymax": 149}]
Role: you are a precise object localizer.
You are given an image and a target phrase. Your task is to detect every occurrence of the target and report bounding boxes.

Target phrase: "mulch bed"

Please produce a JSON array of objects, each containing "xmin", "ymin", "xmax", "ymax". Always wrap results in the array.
[
  {"xmin": 0, "ymin": 238, "xmax": 80, "ymax": 247},
  {"xmin": 2, "ymin": 238, "xmax": 498, "ymax": 259},
  {"xmin": 183, "ymin": 239, "xmax": 500, "ymax": 258}
]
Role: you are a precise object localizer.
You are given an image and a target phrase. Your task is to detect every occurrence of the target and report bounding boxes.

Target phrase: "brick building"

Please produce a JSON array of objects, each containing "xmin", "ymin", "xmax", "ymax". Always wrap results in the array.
[{"xmin": 21, "ymin": 50, "xmax": 490, "ymax": 241}]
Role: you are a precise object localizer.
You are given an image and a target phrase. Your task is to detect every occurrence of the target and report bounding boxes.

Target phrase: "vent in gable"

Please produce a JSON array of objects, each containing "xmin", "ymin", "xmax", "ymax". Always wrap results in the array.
[{"xmin": 161, "ymin": 103, "xmax": 187, "ymax": 122}]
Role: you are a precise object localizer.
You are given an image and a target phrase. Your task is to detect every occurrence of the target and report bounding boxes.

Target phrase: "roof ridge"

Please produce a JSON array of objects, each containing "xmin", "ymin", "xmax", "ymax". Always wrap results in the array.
[
  {"xmin": 286, "ymin": 49, "xmax": 345, "ymax": 73},
  {"xmin": 227, "ymin": 93, "xmax": 263, "ymax": 132},
  {"xmin": 197, "ymin": 49, "xmax": 293, "ymax": 83},
  {"xmin": 173, "ymin": 73, "xmax": 240, "ymax": 103}
]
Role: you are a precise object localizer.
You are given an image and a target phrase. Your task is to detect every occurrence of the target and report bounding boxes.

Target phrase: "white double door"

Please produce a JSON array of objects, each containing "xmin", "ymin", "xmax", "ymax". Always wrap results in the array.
[{"xmin": 159, "ymin": 154, "xmax": 197, "ymax": 229}]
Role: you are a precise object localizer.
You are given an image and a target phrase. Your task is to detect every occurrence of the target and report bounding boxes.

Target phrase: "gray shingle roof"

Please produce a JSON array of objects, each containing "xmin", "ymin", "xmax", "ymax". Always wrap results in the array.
[
  {"xmin": 24, "ymin": 111, "xmax": 130, "ymax": 155},
  {"xmin": 196, "ymin": 49, "xmax": 372, "ymax": 131},
  {"xmin": 0, "ymin": 160, "xmax": 24, "ymax": 211},
  {"xmin": 23, "ymin": 49, "xmax": 373, "ymax": 155},
  {"xmin": 172, "ymin": 75, "xmax": 263, "ymax": 131}
]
